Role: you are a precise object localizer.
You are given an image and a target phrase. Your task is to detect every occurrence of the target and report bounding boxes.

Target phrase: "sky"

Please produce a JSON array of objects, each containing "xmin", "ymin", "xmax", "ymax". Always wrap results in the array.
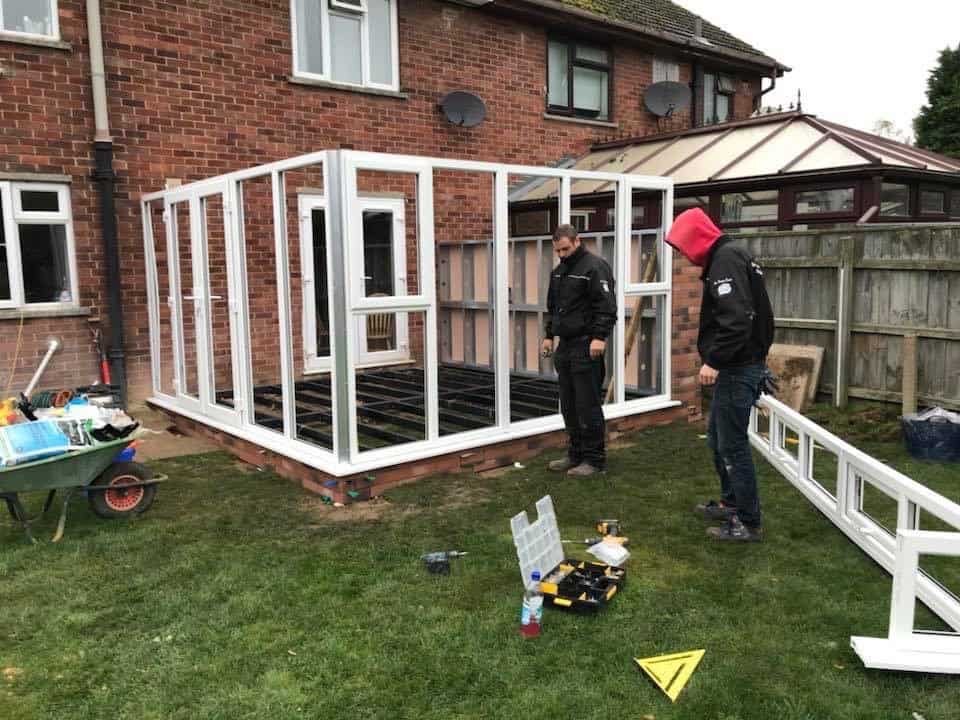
[{"xmin": 675, "ymin": 0, "xmax": 960, "ymax": 139}]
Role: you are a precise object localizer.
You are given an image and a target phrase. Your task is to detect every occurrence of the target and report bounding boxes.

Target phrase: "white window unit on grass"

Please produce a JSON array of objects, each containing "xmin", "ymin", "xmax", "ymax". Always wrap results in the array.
[
  {"xmin": 0, "ymin": 0, "xmax": 58, "ymax": 40},
  {"xmin": 0, "ymin": 182, "xmax": 78, "ymax": 309},
  {"xmin": 291, "ymin": 0, "xmax": 399, "ymax": 91}
]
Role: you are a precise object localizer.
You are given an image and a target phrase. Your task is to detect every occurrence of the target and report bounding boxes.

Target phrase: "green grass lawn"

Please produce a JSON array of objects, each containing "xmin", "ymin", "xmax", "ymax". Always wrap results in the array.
[{"xmin": 1, "ymin": 402, "xmax": 958, "ymax": 720}]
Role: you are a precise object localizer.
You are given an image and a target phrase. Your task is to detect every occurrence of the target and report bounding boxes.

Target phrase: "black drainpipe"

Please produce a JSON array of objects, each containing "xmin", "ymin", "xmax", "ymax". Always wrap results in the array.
[{"xmin": 93, "ymin": 140, "xmax": 126, "ymax": 408}]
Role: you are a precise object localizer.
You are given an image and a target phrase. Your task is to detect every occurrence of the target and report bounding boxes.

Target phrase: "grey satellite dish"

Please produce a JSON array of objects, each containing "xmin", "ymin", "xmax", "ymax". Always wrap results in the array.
[
  {"xmin": 644, "ymin": 81, "xmax": 692, "ymax": 117},
  {"xmin": 440, "ymin": 91, "xmax": 487, "ymax": 128}
]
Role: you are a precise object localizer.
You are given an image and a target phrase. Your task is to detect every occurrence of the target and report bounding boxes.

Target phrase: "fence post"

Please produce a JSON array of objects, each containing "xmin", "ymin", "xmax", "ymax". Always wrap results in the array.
[
  {"xmin": 834, "ymin": 236, "xmax": 855, "ymax": 409},
  {"xmin": 902, "ymin": 333, "xmax": 918, "ymax": 416}
]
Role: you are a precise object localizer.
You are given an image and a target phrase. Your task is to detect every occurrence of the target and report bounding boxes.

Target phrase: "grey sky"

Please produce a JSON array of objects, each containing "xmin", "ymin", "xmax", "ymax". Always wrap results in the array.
[{"xmin": 675, "ymin": 0, "xmax": 960, "ymax": 139}]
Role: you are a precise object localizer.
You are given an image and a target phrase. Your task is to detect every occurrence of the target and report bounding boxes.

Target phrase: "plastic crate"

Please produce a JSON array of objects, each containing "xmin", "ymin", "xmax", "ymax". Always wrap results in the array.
[
  {"xmin": 902, "ymin": 408, "xmax": 960, "ymax": 463},
  {"xmin": 0, "ymin": 420, "xmax": 70, "ymax": 467}
]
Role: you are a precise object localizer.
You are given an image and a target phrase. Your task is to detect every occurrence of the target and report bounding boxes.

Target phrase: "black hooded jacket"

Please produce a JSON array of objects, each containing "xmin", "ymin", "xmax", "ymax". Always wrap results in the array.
[
  {"xmin": 698, "ymin": 237, "xmax": 775, "ymax": 369},
  {"xmin": 544, "ymin": 245, "xmax": 617, "ymax": 341}
]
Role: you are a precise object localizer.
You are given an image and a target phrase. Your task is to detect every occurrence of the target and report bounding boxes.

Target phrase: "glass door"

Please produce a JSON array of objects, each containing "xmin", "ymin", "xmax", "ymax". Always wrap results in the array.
[{"xmin": 300, "ymin": 195, "xmax": 332, "ymax": 373}]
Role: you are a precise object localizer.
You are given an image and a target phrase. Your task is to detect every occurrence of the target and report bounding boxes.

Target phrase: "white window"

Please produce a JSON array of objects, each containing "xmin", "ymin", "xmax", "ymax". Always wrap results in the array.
[
  {"xmin": 0, "ymin": 0, "xmax": 58, "ymax": 39},
  {"xmin": 652, "ymin": 58, "xmax": 679, "ymax": 83},
  {"xmin": 291, "ymin": 0, "xmax": 399, "ymax": 91},
  {"xmin": 0, "ymin": 182, "xmax": 77, "ymax": 308}
]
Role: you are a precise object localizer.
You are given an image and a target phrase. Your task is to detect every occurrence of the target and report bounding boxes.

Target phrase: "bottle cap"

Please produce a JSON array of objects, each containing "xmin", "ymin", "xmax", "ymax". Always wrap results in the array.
[{"xmin": 531, "ymin": 570, "xmax": 541, "ymax": 581}]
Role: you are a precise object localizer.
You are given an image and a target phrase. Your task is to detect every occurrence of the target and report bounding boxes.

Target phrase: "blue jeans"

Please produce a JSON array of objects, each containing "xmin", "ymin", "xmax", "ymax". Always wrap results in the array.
[{"xmin": 707, "ymin": 363, "xmax": 765, "ymax": 528}]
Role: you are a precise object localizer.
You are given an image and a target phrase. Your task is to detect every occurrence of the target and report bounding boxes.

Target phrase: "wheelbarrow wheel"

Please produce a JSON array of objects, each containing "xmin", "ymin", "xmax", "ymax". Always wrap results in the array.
[{"xmin": 88, "ymin": 462, "xmax": 157, "ymax": 519}]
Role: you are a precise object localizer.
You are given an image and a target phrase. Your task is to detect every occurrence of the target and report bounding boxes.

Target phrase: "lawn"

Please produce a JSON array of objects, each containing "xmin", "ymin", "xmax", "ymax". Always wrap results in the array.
[{"xmin": 1, "ymin": 402, "xmax": 958, "ymax": 720}]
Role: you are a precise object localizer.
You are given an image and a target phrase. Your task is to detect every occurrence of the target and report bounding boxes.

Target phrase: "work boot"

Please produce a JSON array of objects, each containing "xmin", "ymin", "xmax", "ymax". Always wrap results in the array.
[
  {"xmin": 694, "ymin": 499, "xmax": 737, "ymax": 520},
  {"xmin": 567, "ymin": 462, "xmax": 603, "ymax": 477},
  {"xmin": 706, "ymin": 516, "xmax": 763, "ymax": 542},
  {"xmin": 548, "ymin": 458, "xmax": 575, "ymax": 472}
]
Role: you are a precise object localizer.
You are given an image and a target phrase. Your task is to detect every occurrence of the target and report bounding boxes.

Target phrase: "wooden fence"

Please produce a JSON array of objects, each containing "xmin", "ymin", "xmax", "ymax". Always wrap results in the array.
[{"xmin": 732, "ymin": 223, "xmax": 960, "ymax": 411}]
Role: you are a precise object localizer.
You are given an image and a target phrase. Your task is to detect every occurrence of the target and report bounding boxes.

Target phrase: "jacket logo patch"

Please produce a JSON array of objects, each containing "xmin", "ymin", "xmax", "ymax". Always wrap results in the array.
[
  {"xmin": 717, "ymin": 282, "xmax": 733, "ymax": 297},
  {"xmin": 601, "ymin": 280, "xmax": 610, "ymax": 293}
]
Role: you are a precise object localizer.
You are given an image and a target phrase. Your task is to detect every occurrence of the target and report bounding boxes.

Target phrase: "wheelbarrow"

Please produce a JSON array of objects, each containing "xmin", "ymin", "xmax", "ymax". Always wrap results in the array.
[{"xmin": 0, "ymin": 433, "xmax": 165, "ymax": 543}]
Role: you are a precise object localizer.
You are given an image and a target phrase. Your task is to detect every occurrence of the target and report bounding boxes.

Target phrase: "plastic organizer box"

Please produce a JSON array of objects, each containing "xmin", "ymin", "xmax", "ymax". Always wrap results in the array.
[
  {"xmin": 0, "ymin": 420, "xmax": 70, "ymax": 467},
  {"xmin": 511, "ymin": 495, "xmax": 626, "ymax": 612}
]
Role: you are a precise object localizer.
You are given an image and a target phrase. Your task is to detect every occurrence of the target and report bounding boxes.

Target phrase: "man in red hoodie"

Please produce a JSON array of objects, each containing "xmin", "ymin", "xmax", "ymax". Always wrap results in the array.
[{"xmin": 666, "ymin": 208, "xmax": 774, "ymax": 541}]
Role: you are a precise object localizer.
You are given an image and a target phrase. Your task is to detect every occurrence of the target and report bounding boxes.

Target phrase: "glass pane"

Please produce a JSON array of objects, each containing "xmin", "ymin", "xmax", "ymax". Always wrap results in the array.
[
  {"xmin": 794, "ymin": 188, "xmax": 854, "ymax": 215},
  {"xmin": 674, "ymin": 195, "xmax": 709, "ymax": 216},
  {"xmin": 880, "ymin": 183, "xmax": 910, "ymax": 217},
  {"xmin": 434, "ymin": 169, "xmax": 498, "ymax": 436},
  {"xmin": 355, "ymin": 310, "xmax": 426, "ymax": 452},
  {"xmin": 356, "ymin": 170, "xmax": 420, "ymax": 299},
  {"xmin": 362, "ymin": 209, "xmax": 397, "ymax": 297},
  {"xmin": 0, "ymin": 194, "xmax": 8, "ymax": 301},
  {"xmin": 512, "ymin": 209, "xmax": 550, "ymax": 236},
  {"xmin": 547, "ymin": 41, "xmax": 569, "ymax": 107},
  {"xmin": 920, "ymin": 190, "xmax": 945, "ymax": 214},
  {"xmin": 20, "ymin": 190, "xmax": 59, "ymax": 213},
  {"xmin": 715, "ymin": 93, "xmax": 730, "ymax": 123},
  {"xmin": 312, "ymin": 209, "xmax": 331, "ymax": 358},
  {"xmin": 721, "ymin": 190, "xmax": 778, "ymax": 223},
  {"xmin": 2, "ymin": 0, "xmax": 53, "ymax": 35},
  {"xmin": 702, "ymin": 73, "xmax": 715, "ymax": 123},
  {"xmin": 330, "ymin": 12, "xmax": 362, "ymax": 85},
  {"xmin": 652, "ymin": 58, "xmax": 679, "ymax": 83},
  {"xmin": 624, "ymin": 294, "xmax": 665, "ymax": 398},
  {"xmin": 295, "ymin": 0, "xmax": 324, "ymax": 74},
  {"xmin": 576, "ymin": 44, "xmax": 608, "ymax": 64},
  {"xmin": 368, "ymin": 0, "xmax": 393, "ymax": 85},
  {"xmin": 717, "ymin": 75, "xmax": 737, "ymax": 93},
  {"xmin": 573, "ymin": 66, "xmax": 608, "ymax": 119},
  {"xmin": 952, "ymin": 191, "xmax": 960, "ymax": 218},
  {"xmin": 18, "ymin": 224, "xmax": 70, "ymax": 303}
]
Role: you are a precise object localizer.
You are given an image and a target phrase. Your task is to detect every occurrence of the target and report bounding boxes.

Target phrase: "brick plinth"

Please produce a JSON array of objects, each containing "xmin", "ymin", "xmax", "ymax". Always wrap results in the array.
[{"xmin": 150, "ymin": 402, "xmax": 687, "ymax": 503}]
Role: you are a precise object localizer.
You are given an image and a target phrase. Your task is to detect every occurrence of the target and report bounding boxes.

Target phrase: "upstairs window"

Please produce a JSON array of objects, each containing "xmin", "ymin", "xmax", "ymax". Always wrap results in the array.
[
  {"xmin": 702, "ymin": 72, "xmax": 736, "ymax": 125},
  {"xmin": 0, "ymin": 0, "xmax": 58, "ymax": 39},
  {"xmin": 0, "ymin": 182, "xmax": 77, "ymax": 308},
  {"xmin": 547, "ymin": 39, "xmax": 611, "ymax": 121},
  {"xmin": 292, "ymin": 0, "xmax": 398, "ymax": 90},
  {"xmin": 652, "ymin": 58, "xmax": 680, "ymax": 83}
]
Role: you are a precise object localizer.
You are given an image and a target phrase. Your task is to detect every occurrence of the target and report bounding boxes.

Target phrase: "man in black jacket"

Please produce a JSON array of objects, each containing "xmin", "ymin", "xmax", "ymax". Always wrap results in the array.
[
  {"xmin": 666, "ymin": 208, "xmax": 775, "ymax": 541},
  {"xmin": 541, "ymin": 224, "xmax": 617, "ymax": 477}
]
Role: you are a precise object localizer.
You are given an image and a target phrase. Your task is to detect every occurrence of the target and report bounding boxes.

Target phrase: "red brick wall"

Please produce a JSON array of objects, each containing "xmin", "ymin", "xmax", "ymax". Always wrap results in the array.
[{"xmin": 1, "ymin": 0, "xmax": 759, "ymax": 411}]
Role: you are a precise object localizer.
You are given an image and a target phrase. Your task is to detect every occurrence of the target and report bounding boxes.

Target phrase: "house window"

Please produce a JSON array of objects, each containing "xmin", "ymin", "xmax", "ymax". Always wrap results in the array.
[
  {"xmin": 0, "ymin": 182, "xmax": 77, "ymax": 307},
  {"xmin": 702, "ymin": 72, "xmax": 736, "ymax": 125},
  {"xmin": 880, "ymin": 183, "xmax": 910, "ymax": 217},
  {"xmin": 0, "ymin": 0, "xmax": 58, "ymax": 39},
  {"xmin": 919, "ymin": 189, "xmax": 946, "ymax": 215},
  {"xmin": 674, "ymin": 195, "xmax": 709, "ymax": 217},
  {"xmin": 652, "ymin": 58, "xmax": 680, "ymax": 83},
  {"xmin": 570, "ymin": 210, "xmax": 592, "ymax": 232},
  {"xmin": 794, "ymin": 188, "xmax": 855, "ymax": 215},
  {"xmin": 291, "ymin": 0, "xmax": 398, "ymax": 90},
  {"xmin": 951, "ymin": 190, "xmax": 960, "ymax": 219},
  {"xmin": 547, "ymin": 39, "xmax": 611, "ymax": 121},
  {"xmin": 721, "ymin": 190, "xmax": 778, "ymax": 224}
]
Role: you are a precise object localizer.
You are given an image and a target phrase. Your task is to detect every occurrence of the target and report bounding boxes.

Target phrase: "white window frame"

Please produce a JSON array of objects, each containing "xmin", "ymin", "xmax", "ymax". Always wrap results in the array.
[
  {"xmin": 652, "ymin": 58, "xmax": 680, "ymax": 83},
  {"xmin": 0, "ymin": 181, "xmax": 78, "ymax": 309},
  {"xmin": 290, "ymin": 0, "xmax": 400, "ymax": 92},
  {"xmin": 0, "ymin": 0, "xmax": 60, "ymax": 41}
]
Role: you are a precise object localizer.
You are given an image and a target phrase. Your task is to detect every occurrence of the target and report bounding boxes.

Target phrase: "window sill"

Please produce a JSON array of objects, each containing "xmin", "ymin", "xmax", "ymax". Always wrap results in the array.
[
  {"xmin": 0, "ymin": 32, "xmax": 71, "ymax": 51},
  {"xmin": 287, "ymin": 76, "xmax": 407, "ymax": 99},
  {"xmin": 0, "ymin": 305, "xmax": 91, "ymax": 321},
  {"xmin": 543, "ymin": 113, "xmax": 619, "ymax": 129}
]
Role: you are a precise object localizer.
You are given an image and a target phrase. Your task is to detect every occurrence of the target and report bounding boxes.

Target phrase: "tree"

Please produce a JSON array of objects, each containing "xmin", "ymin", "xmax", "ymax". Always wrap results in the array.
[
  {"xmin": 872, "ymin": 119, "xmax": 912, "ymax": 145},
  {"xmin": 913, "ymin": 44, "xmax": 960, "ymax": 159}
]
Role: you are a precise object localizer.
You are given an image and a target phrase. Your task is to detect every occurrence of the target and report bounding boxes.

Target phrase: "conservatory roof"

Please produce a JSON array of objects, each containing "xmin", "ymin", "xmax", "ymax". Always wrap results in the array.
[{"xmin": 519, "ymin": 112, "xmax": 960, "ymax": 200}]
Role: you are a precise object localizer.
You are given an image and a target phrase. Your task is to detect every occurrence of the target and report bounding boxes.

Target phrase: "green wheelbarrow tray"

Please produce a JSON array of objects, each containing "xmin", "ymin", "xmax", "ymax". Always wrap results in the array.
[{"xmin": 0, "ymin": 432, "xmax": 166, "ymax": 544}]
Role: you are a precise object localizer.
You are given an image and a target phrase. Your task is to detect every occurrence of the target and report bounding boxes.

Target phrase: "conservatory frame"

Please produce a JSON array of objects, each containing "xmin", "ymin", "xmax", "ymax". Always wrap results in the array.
[{"xmin": 141, "ymin": 150, "xmax": 675, "ymax": 476}]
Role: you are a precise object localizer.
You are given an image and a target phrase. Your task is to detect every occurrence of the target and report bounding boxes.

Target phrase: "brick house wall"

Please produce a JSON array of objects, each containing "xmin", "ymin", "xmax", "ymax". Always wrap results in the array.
[{"xmin": 1, "ymin": 0, "xmax": 762, "ymax": 417}]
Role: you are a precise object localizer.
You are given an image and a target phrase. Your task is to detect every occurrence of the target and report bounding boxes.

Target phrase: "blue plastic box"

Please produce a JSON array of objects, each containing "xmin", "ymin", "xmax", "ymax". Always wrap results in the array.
[{"xmin": 0, "ymin": 420, "xmax": 71, "ymax": 467}]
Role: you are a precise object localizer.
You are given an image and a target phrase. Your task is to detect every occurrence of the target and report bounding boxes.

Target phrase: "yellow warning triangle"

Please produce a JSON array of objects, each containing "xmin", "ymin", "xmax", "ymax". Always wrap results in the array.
[{"xmin": 634, "ymin": 649, "xmax": 705, "ymax": 703}]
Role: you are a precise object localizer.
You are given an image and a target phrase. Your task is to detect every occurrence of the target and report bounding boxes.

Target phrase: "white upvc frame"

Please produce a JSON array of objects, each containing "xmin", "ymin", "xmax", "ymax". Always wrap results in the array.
[
  {"xmin": 299, "ymin": 194, "xmax": 332, "ymax": 373},
  {"xmin": 749, "ymin": 395, "xmax": 960, "ymax": 672},
  {"xmin": 142, "ymin": 150, "xmax": 676, "ymax": 475},
  {"xmin": 290, "ymin": 0, "xmax": 400, "ymax": 92},
  {"xmin": 0, "ymin": 0, "xmax": 59, "ymax": 41},
  {"xmin": 0, "ymin": 181, "xmax": 78, "ymax": 309}
]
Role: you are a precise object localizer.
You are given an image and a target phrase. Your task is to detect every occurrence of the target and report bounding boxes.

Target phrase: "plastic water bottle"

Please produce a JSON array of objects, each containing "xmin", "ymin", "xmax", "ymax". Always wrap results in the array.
[{"xmin": 520, "ymin": 570, "xmax": 543, "ymax": 638}]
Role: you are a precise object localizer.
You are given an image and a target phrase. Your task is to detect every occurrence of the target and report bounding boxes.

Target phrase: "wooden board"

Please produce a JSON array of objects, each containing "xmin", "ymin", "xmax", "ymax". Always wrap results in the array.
[{"xmin": 767, "ymin": 343, "xmax": 826, "ymax": 411}]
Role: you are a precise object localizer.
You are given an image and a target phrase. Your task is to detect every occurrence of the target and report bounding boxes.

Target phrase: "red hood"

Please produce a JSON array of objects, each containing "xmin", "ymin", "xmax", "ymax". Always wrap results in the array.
[{"xmin": 666, "ymin": 208, "xmax": 723, "ymax": 267}]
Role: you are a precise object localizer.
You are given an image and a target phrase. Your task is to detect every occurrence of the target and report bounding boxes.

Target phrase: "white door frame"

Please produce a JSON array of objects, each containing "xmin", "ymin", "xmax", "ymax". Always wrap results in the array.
[{"xmin": 299, "ymin": 194, "xmax": 332, "ymax": 373}]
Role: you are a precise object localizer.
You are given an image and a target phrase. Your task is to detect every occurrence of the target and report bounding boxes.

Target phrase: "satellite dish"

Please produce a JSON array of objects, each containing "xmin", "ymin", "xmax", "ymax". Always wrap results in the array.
[
  {"xmin": 644, "ymin": 81, "xmax": 692, "ymax": 117},
  {"xmin": 439, "ymin": 91, "xmax": 487, "ymax": 128}
]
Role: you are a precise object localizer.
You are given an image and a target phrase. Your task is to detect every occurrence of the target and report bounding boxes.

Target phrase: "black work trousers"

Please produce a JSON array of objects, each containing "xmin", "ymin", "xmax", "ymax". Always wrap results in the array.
[{"xmin": 554, "ymin": 337, "xmax": 607, "ymax": 469}]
